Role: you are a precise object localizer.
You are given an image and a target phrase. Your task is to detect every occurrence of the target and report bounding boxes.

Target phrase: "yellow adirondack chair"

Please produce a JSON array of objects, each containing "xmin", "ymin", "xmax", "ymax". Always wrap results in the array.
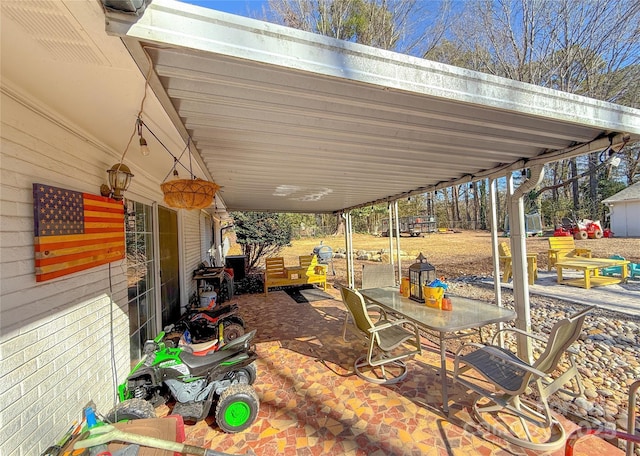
[
  {"xmin": 499, "ymin": 241, "xmax": 538, "ymax": 285},
  {"xmin": 547, "ymin": 237, "xmax": 592, "ymax": 271}
]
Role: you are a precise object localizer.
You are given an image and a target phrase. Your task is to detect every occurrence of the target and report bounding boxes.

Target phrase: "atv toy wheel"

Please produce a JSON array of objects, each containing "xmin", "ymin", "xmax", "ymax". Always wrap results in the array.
[
  {"xmin": 236, "ymin": 362, "xmax": 257, "ymax": 385},
  {"xmin": 163, "ymin": 331, "xmax": 183, "ymax": 348},
  {"xmin": 223, "ymin": 322, "xmax": 245, "ymax": 343},
  {"xmin": 215, "ymin": 384, "xmax": 259, "ymax": 433},
  {"xmin": 105, "ymin": 398, "xmax": 156, "ymax": 423}
]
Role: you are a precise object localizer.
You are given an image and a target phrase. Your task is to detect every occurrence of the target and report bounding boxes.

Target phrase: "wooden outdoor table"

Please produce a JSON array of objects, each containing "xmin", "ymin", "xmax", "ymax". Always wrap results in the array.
[
  {"xmin": 359, "ymin": 287, "xmax": 516, "ymax": 414},
  {"xmin": 285, "ymin": 266, "xmax": 307, "ymax": 279},
  {"xmin": 555, "ymin": 257, "xmax": 630, "ymax": 289}
]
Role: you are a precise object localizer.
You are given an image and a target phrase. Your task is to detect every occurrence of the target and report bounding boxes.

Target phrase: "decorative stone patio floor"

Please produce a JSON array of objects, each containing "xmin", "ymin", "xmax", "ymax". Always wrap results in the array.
[{"xmin": 174, "ymin": 287, "xmax": 623, "ymax": 456}]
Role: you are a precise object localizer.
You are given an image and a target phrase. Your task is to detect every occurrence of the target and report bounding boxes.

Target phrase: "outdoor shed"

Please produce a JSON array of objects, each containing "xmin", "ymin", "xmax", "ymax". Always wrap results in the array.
[{"xmin": 603, "ymin": 182, "xmax": 640, "ymax": 237}]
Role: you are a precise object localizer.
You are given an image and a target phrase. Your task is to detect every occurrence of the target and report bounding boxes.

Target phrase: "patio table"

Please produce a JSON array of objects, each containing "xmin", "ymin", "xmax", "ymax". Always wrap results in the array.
[
  {"xmin": 359, "ymin": 287, "xmax": 516, "ymax": 413},
  {"xmin": 285, "ymin": 266, "xmax": 307, "ymax": 280},
  {"xmin": 556, "ymin": 257, "xmax": 630, "ymax": 289}
]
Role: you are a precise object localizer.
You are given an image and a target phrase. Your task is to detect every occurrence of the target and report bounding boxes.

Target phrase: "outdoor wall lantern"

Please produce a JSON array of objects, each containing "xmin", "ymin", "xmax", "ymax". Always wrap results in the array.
[
  {"xmin": 409, "ymin": 252, "xmax": 436, "ymax": 302},
  {"xmin": 106, "ymin": 163, "xmax": 134, "ymax": 201}
]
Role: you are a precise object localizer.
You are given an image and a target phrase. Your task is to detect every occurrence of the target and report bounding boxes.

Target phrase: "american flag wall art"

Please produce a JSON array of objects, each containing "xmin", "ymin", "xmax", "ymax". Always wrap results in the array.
[{"xmin": 33, "ymin": 183, "xmax": 125, "ymax": 282}]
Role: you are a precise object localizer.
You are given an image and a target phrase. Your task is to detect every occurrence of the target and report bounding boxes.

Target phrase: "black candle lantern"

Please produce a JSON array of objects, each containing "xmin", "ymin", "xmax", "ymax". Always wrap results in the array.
[{"xmin": 409, "ymin": 253, "xmax": 436, "ymax": 302}]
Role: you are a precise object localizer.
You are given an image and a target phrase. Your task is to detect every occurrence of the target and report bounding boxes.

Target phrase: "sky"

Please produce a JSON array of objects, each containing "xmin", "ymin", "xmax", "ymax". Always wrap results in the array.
[{"xmin": 178, "ymin": 0, "xmax": 269, "ymax": 17}]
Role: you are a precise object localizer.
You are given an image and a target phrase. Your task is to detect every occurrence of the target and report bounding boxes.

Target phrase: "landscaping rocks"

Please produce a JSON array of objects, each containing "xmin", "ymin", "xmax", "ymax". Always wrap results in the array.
[{"xmin": 449, "ymin": 277, "xmax": 640, "ymax": 451}]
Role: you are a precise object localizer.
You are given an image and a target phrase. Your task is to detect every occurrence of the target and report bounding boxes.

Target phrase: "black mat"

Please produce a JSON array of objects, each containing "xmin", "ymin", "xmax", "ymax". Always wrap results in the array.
[{"xmin": 284, "ymin": 285, "xmax": 335, "ymax": 303}]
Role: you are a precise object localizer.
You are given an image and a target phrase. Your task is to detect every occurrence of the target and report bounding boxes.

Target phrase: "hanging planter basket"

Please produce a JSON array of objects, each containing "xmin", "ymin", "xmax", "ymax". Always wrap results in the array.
[{"xmin": 160, "ymin": 178, "xmax": 220, "ymax": 210}]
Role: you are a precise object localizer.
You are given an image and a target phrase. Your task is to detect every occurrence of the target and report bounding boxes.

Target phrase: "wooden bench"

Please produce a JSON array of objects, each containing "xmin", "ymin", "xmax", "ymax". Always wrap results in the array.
[
  {"xmin": 264, "ymin": 255, "xmax": 327, "ymax": 296},
  {"xmin": 547, "ymin": 237, "xmax": 592, "ymax": 271},
  {"xmin": 498, "ymin": 241, "xmax": 538, "ymax": 285}
]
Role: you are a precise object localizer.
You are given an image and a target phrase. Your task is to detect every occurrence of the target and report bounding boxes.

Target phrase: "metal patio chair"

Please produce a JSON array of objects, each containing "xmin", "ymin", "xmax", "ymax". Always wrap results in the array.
[
  {"xmin": 340, "ymin": 287, "xmax": 422, "ymax": 385},
  {"xmin": 453, "ymin": 305, "xmax": 594, "ymax": 451},
  {"xmin": 361, "ymin": 263, "xmax": 396, "ymax": 289},
  {"xmin": 341, "ymin": 264, "xmax": 397, "ymax": 341}
]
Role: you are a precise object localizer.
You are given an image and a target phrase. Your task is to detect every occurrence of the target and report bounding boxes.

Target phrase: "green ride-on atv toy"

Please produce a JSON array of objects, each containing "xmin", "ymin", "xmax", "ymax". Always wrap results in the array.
[{"xmin": 108, "ymin": 329, "xmax": 259, "ymax": 433}]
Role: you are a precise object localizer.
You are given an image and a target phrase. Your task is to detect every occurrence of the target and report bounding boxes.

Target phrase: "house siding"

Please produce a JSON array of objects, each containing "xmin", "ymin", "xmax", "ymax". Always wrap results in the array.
[
  {"xmin": 604, "ymin": 182, "xmax": 640, "ymax": 238},
  {"xmin": 201, "ymin": 212, "xmax": 213, "ymax": 264},
  {"xmin": 182, "ymin": 209, "xmax": 207, "ymax": 306},
  {"xmin": 0, "ymin": 89, "xmax": 131, "ymax": 455},
  {"xmin": 1, "ymin": 87, "xmax": 210, "ymax": 455}
]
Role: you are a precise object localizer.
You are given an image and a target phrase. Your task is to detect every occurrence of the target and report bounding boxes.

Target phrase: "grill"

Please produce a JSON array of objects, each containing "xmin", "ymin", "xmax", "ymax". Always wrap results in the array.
[{"xmin": 313, "ymin": 242, "xmax": 335, "ymax": 275}]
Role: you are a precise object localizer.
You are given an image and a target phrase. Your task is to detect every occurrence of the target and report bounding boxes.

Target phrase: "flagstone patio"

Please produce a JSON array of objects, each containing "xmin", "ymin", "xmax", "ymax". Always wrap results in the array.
[{"xmin": 173, "ymin": 287, "xmax": 624, "ymax": 456}]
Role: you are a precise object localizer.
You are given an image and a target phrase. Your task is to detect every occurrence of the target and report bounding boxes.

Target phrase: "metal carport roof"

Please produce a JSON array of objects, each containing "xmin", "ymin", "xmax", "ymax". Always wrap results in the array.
[{"xmin": 105, "ymin": 0, "xmax": 640, "ymax": 214}]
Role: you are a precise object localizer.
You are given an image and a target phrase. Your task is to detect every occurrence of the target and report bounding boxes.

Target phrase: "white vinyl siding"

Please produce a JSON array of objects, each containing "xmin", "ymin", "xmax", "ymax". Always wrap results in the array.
[
  {"xmin": 0, "ymin": 90, "xmax": 130, "ymax": 456},
  {"xmin": 1, "ymin": 84, "xmax": 211, "ymax": 456},
  {"xmin": 182, "ymin": 209, "xmax": 206, "ymax": 307}
]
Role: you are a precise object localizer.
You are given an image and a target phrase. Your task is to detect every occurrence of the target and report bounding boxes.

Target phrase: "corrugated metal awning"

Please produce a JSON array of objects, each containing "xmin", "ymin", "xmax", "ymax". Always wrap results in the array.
[{"xmin": 107, "ymin": 0, "xmax": 640, "ymax": 213}]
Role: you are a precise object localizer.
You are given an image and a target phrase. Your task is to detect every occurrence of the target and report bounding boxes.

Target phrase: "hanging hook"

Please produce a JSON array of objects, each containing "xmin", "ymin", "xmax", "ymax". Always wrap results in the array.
[{"xmin": 163, "ymin": 157, "xmax": 180, "ymax": 183}]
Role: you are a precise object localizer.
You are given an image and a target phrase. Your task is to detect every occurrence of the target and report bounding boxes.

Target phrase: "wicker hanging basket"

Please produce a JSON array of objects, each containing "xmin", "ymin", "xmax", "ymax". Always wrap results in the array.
[{"xmin": 160, "ymin": 178, "xmax": 220, "ymax": 210}]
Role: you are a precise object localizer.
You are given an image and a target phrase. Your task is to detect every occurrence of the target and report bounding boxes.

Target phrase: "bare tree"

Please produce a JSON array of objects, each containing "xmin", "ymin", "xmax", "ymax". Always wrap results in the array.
[
  {"xmin": 445, "ymin": 0, "xmax": 640, "ymax": 98},
  {"xmin": 265, "ymin": 0, "xmax": 456, "ymax": 56},
  {"xmin": 430, "ymin": 0, "xmax": 639, "ymax": 222}
]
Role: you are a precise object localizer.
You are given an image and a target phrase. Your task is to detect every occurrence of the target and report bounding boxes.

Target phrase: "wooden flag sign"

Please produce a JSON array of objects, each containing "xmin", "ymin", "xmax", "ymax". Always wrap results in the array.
[{"xmin": 33, "ymin": 183, "xmax": 125, "ymax": 282}]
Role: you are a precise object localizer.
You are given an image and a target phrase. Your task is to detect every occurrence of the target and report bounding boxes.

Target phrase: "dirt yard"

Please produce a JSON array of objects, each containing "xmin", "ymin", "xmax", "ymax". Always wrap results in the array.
[{"xmin": 270, "ymin": 231, "xmax": 640, "ymax": 285}]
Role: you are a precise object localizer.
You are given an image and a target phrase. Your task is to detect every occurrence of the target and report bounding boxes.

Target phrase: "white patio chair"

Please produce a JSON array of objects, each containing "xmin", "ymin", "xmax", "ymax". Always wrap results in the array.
[{"xmin": 453, "ymin": 305, "xmax": 594, "ymax": 450}]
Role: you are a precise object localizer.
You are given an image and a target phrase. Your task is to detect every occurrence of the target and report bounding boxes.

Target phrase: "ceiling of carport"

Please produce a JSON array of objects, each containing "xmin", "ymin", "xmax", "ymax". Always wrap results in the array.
[{"xmin": 107, "ymin": 0, "xmax": 640, "ymax": 214}]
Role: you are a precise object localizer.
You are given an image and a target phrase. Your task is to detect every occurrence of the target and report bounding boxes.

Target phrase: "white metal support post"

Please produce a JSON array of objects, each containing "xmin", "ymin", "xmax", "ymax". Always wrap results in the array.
[
  {"xmin": 508, "ymin": 166, "xmax": 544, "ymax": 363},
  {"xmin": 343, "ymin": 212, "xmax": 355, "ymax": 289},
  {"xmin": 489, "ymin": 177, "xmax": 505, "ymax": 347},
  {"xmin": 394, "ymin": 201, "xmax": 402, "ymax": 285},
  {"xmin": 387, "ymin": 203, "xmax": 394, "ymax": 271}
]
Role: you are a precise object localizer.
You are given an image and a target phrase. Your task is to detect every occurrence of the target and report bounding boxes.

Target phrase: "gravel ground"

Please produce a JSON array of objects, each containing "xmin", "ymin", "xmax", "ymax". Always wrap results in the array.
[{"xmin": 451, "ymin": 282, "xmax": 639, "ymax": 418}]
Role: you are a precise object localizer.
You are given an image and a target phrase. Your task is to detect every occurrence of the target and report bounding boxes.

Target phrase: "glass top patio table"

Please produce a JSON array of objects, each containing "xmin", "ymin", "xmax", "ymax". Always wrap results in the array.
[
  {"xmin": 360, "ymin": 287, "xmax": 516, "ymax": 332},
  {"xmin": 359, "ymin": 287, "xmax": 516, "ymax": 413}
]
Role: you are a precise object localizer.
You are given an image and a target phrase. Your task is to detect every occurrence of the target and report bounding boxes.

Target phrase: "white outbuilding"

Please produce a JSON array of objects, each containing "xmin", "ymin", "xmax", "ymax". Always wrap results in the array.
[{"xmin": 603, "ymin": 182, "xmax": 640, "ymax": 237}]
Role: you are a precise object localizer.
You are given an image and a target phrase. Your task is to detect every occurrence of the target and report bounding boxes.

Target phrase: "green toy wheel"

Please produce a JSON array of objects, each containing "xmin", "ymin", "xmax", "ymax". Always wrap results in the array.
[{"xmin": 215, "ymin": 384, "xmax": 259, "ymax": 433}]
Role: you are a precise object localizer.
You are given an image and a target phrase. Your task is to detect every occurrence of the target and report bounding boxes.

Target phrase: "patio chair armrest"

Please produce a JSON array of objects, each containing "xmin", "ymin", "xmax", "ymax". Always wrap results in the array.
[
  {"xmin": 471, "ymin": 346, "xmax": 548, "ymax": 379},
  {"xmin": 369, "ymin": 318, "xmax": 418, "ymax": 334},
  {"xmin": 491, "ymin": 327, "xmax": 547, "ymax": 345},
  {"xmin": 362, "ymin": 300, "xmax": 388, "ymax": 319},
  {"xmin": 454, "ymin": 341, "xmax": 486, "ymax": 358},
  {"xmin": 574, "ymin": 248, "xmax": 591, "ymax": 256}
]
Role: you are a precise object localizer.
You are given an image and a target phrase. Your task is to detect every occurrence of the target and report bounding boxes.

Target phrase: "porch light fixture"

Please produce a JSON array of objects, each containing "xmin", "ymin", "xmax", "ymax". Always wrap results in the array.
[
  {"xmin": 409, "ymin": 252, "xmax": 436, "ymax": 302},
  {"xmin": 106, "ymin": 163, "xmax": 134, "ymax": 201},
  {"xmin": 139, "ymin": 136, "xmax": 150, "ymax": 156},
  {"xmin": 137, "ymin": 117, "xmax": 150, "ymax": 156}
]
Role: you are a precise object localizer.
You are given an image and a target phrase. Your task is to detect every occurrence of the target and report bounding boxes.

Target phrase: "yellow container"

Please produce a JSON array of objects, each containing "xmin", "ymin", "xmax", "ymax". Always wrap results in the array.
[
  {"xmin": 423, "ymin": 286, "xmax": 444, "ymax": 309},
  {"xmin": 400, "ymin": 277, "xmax": 410, "ymax": 297}
]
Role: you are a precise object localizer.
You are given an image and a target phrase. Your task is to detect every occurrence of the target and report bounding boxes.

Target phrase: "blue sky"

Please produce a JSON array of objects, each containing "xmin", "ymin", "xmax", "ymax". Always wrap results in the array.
[{"xmin": 178, "ymin": 0, "xmax": 269, "ymax": 17}]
